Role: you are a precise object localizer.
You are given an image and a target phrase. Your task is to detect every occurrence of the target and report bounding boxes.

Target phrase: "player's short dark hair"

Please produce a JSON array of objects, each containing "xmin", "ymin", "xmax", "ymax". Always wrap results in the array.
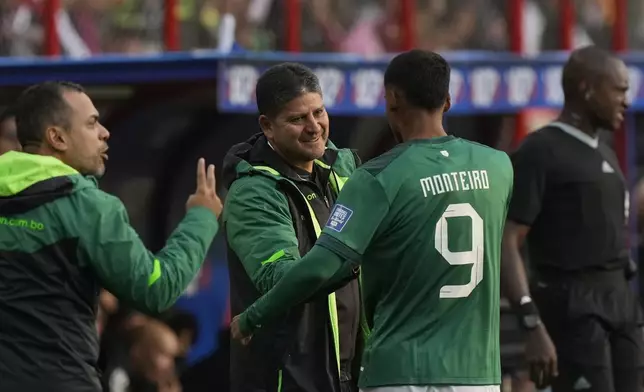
[
  {"xmin": 256, "ymin": 63, "xmax": 322, "ymax": 117},
  {"xmin": 14, "ymin": 81, "xmax": 85, "ymax": 147},
  {"xmin": 562, "ymin": 45, "xmax": 618, "ymax": 101},
  {"xmin": 384, "ymin": 50, "xmax": 451, "ymax": 111}
]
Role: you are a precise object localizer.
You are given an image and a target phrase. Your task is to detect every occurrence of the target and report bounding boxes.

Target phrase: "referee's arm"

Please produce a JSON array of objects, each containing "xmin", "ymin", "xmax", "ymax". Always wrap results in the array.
[
  {"xmin": 502, "ymin": 224, "xmax": 532, "ymax": 303},
  {"xmin": 502, "ymin": 134, "xmax": 547, "ymax": 308},
  {"xmin": 501, "ymin": 134, "xmax": 558, "ymax": 387}
]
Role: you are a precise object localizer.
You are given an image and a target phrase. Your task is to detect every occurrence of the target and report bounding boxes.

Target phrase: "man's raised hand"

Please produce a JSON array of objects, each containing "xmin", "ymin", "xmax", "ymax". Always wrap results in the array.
[{"xmin": 186, "ymin": 158, "xmax": 223, "ymax": 217}]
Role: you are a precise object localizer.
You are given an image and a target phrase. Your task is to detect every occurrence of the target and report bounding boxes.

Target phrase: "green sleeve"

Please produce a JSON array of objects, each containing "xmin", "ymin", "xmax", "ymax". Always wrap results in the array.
[
  {"xmin": 223, "ymin": 178, "xmax": 301, "ymax": 294},
  {"xmin": 75, "ymin": 189, "xmax": 219, "ymax": 314},
  {"xmin": 240, "ymin": 244, "xmax": 355, "ymax": 335},
  {"xmin": 317, "ymin": 168, "xmax": 390, "ymax": 258}
]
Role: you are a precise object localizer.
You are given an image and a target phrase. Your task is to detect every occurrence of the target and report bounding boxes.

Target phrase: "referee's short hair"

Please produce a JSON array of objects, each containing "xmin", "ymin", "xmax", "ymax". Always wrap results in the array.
[
  {"xmin": 384, "ymin": 50, "xmax": 451, "ymax": 112},
  {"xmin": 14, "ymin": 81, "xmax": 84, "ymax": 148},
  {"xmin": 256, "ymin": 63, "xmax": 322, "ymax": 118},
  {"xmin": 562, "ymin": 45, "xmax": 618, "ymax": 101}
]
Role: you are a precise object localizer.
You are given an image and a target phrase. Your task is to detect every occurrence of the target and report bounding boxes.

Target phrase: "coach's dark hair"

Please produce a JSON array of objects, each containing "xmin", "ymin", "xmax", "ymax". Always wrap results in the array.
[
  {"xmin": 14, "ymin": 81, "xmax": 85, "ymax": 148},
  {"xmin": 256, "ymin": 63, "xmax": 322, "ymax": 117},
  {"xmin": 384, "ymin": 50, "xmax": 450, "ymax": 111}
]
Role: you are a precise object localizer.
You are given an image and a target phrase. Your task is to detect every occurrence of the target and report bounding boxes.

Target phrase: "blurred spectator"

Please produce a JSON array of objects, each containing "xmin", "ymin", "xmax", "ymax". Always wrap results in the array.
[
  {"xmin": 97, "ymin": 290, "xmax": 119, "ymax": 336},
  {"xmin": 101, "ymin": 307, "xmax": 151, "ymax": 392},
  {"xmin": 0, "ymin": 0, "xmax": 41, "ymax": 56},
  {"xmin": 158, "ymin": 309, "xmax": 199, "ymax": 375},
  {"xmin": 128, "ymin": 320, "xmax": 182, "ymax": 392},
  {"xmin": 102, "ymin": 315, "xmax": 183, "ymax": 392}
]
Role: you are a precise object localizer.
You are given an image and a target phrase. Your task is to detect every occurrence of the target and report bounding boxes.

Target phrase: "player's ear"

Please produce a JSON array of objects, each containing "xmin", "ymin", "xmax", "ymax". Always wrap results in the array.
[
  {"xmin": 385, "ymin": 87, "xmax": 400, "ymax": 108},
  {"xmin": 258, "ymin": 114, "xmax": 274, "ymax": 139},
  {"xmin": 443, "ymin": 94, "xmax": 451, "ymax": 113}
]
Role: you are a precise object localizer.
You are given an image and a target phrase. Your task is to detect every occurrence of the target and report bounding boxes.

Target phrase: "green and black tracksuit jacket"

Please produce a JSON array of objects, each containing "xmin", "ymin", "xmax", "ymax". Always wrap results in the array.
[
  {"xmin": 0, "ymin": 151, "xmax": 219, "ymax": 392},
  {"xmin": 223, "ymin": 134, "xmax": 368, "ymax": 392}
]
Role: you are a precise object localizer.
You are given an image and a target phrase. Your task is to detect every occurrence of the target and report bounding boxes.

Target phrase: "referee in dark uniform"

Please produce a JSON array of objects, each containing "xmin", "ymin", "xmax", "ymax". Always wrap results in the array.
[{"xmin": 501, "ymin": 45, "xmax": 643, "ymax": 392}]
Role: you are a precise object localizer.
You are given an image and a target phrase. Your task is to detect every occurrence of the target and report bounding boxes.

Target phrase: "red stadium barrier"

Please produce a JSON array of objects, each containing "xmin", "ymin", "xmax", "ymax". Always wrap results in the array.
[
  {"xmin": 164, "ymin": 0, "xmax": 179, "ymax": 51},
  {"xmin": 560, "ymin": 0, "xmax": 574, "ymax": 50},
  {"xmin": 400, "ymin": 0, "xmax": 417, "ymax": 51},
  {"xmin": 508, "ymin": 0, "xmax": 526, "ymax": 148},
  {"xmin": 43, "ymin": 0, "xmax": 60, "ymax": 56},
  {"xmin": 286, "ymin": 0, "xmax": 302, "ymax": 52}
]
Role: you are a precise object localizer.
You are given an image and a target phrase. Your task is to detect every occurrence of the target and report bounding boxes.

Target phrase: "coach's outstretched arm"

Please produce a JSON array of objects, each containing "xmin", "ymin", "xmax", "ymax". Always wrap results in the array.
[
  {"xmin": 232, "ymin": 169, "xmax": 387, "ymax": 339},
  {"xmin": 78, "ymin": 159, "xmax": 222, "ymax": 314},
  {"xmin": 235, "ymin": 244, "xmax": 355, "ymax": 336}
]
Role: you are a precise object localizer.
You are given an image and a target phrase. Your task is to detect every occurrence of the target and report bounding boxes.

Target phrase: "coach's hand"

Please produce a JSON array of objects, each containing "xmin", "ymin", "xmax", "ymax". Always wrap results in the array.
[
  {"xmin": 186, "ymin": 158, "xmax": 223, "ymax": 217},
  {"xmin": 526, "ymin": 324, "xmax": 558, "ymax": 389},
  {"xmin": 231, "ymin": 315, "xmax": 253, "ymax": 346}
]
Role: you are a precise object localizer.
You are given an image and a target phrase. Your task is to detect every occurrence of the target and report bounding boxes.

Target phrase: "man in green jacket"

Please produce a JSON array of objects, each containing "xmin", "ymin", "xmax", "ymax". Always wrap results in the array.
[
  {"xmin": 222, "ymin": 63, "xmax": 363, "ymax": 392},
  {"xmin": 0, "ymin": 81, "xmax": 222, "ymax": 392}
]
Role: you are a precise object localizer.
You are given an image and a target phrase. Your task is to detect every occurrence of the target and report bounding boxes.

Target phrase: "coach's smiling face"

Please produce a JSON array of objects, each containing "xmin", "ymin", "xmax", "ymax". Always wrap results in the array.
[{"xmin": 260, "ymin": 92, "xmax": 329, "ymax": 172}]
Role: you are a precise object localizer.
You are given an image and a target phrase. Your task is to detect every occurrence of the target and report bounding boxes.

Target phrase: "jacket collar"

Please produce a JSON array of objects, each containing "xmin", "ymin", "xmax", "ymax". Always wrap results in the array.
[{"xmin": 222, "ymin": 132, "xmax": 340, "ymax": 187}]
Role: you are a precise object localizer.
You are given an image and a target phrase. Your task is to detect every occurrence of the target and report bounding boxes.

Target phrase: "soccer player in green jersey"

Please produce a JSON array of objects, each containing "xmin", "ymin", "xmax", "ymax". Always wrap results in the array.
[{"xmin": 231, "ymin": 50, "xmax": 513, "ymax": 392}]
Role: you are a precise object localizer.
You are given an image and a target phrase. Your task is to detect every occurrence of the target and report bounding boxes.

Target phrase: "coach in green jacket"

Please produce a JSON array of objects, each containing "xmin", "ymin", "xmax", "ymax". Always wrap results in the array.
[
  {"xmin": 0, "ymin": 81, "xmax": 222, "ymax": 392},
  {"xmin": 223, "ymin": 63, "xmax": 364, "ymax": 392}
]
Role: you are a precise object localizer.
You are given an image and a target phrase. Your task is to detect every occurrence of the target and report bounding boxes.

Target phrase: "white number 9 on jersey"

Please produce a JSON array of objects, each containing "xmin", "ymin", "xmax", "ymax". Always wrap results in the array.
[{"xmin": 435, "ymin": 203, "xmax": 484, "ymax": 299}]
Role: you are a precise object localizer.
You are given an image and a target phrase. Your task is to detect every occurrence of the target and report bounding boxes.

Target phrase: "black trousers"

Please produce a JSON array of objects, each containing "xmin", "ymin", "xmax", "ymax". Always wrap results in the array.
[{"xmin": 534, "ymin": 268, "xmax": 644, "ymax": 392}]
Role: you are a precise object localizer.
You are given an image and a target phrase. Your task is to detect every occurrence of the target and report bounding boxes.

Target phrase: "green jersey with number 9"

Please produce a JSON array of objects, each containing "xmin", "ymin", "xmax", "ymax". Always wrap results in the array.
[{"xmin": 317, "ymin": 136, "xmax": 513, "ymax": 388}]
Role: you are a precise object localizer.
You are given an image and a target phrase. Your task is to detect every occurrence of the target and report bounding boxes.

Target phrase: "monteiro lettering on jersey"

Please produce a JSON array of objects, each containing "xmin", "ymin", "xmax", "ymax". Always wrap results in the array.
[{"xmin": 420, "ymin": 170, "xmax": 490, "ymax": 197}]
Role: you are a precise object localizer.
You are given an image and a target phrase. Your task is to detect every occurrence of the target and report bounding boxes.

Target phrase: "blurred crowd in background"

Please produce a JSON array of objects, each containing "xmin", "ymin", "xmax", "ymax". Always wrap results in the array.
[{"xmin": 1, "ymin": 0, "xmax": 644, "ymax": 57}]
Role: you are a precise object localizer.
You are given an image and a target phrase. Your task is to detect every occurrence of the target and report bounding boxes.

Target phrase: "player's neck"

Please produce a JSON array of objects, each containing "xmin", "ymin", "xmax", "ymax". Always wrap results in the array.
[
  {"xmin": 558, "ymin": 106, "xmax": 597, "ymax": 137},
  {"xmin": 403, "ymin": 117, "xmax": 448, "ymax": 142}
]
